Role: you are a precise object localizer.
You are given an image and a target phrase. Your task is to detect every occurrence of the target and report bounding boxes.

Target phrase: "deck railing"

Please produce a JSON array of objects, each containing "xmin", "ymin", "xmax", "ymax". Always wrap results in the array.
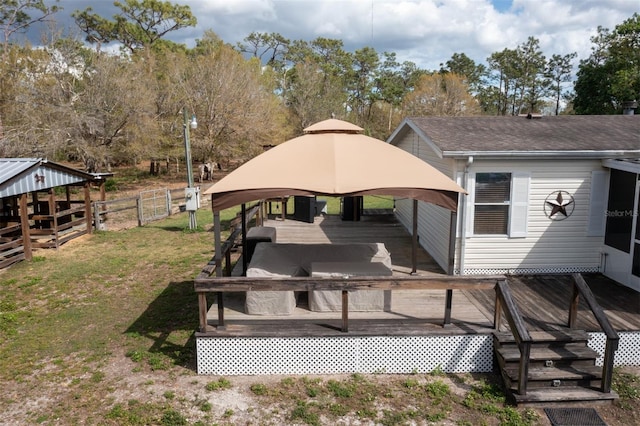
[
  {"xmin": 196, "ymin": 202, "xmax": 501, "ymax": 334},
  {"xmin": 493, "ymin": 279, "xmax": 533, "ymax": 395},
  {"xmin": 569, "ymin": 273, "xmax": 619, "ymax": 393},
  {"xmin": 493, "ymin": 274, "xmax": 619, "ymax": 396},
  {"xmin": 194, "ymin": 274, "xmax": 501, "ymax": 333}
]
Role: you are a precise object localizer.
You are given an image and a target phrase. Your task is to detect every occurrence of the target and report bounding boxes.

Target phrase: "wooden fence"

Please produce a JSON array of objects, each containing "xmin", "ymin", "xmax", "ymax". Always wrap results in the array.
[{"xmin": 93, "ymin": 187, "xmax": 193, "ymax": 230}]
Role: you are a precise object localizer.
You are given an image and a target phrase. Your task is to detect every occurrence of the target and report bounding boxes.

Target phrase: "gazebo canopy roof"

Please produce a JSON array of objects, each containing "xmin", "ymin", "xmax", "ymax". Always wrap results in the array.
[{"xmin": 204, "ymin": 119, "xmax": 465, "ymax": 211}]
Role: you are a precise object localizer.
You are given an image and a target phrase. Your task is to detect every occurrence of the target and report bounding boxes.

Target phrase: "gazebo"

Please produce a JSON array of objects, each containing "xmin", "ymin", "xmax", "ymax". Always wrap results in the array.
[{"xmin": 204, "ymin": 118, "xmax": 466, "ymax": 275}]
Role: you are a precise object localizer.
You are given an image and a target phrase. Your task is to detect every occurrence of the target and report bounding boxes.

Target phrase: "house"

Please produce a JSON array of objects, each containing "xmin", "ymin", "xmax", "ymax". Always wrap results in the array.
[
  {"xmin": 388, "ymin": 115, "xmax": 640, "ymax": 291},
  {"xmin": 0, "ymin": 158, "xmax": 109, "ymax": 268}
]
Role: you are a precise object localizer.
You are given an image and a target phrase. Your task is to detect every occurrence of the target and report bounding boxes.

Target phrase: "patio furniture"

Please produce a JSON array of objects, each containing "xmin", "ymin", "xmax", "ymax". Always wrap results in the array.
[
  {"xmin": 245, "ymin": 242, "xmax": 392, "ymax": 315},
  {"xmin": 245, "ymin": 226, "xmax": 276, "ymax": 264},
  {"xmin": 309, "ymin": 261, "xmax": 392, "ymax": 312}
]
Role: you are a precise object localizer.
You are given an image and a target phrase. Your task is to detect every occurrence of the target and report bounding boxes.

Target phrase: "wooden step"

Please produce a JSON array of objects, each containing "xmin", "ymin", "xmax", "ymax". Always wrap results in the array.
[
  {"xmin": 502, "ymin": 365, "xmax": 603, "ymax": 389},
  {"xmin": 494, "ymin": 329, "xmax": 589, "ymax": 345},
  {"xmin": 509, "ymin": 386, "xmax": 618, "ymax": 407},
  {"xmin": 496, "ymin": 346, "xmax": 599, "ymax": 368},
  {"xmin": 497, "ymin": 346, "xmax": 599, "ymax": 362}
]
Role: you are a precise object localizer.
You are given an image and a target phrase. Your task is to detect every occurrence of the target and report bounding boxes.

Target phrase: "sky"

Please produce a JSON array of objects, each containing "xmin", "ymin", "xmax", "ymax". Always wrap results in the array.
[{"xmin": 28, "ymin": 0, "xmax": 640, "ymax": 70}]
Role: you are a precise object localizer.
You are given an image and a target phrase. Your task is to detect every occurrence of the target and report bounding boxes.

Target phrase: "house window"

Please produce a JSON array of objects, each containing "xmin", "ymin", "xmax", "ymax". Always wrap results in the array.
[{"xmin": 474, "ymin": 172, "xmax": 511, "ymax": 234}]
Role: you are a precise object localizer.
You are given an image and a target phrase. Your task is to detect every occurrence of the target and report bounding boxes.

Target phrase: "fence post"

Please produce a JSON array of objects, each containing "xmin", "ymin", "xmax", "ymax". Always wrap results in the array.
[
  {"xmin": 93, "ymin": 202, "xmax": 101, "ymax": 231},
  {"xmin": 136, "ymin": 195, "xmax": 143, "ymax": 227},
  {"xmin": 167, "ymin": 189, "xmax": 172, "ymax": 216}
]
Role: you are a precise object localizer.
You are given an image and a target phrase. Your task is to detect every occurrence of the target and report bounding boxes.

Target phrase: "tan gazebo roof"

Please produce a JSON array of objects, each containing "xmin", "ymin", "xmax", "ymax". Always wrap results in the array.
[{"xmin": 204, "ymin": 119, "xmax": 465, "ymax": 211}]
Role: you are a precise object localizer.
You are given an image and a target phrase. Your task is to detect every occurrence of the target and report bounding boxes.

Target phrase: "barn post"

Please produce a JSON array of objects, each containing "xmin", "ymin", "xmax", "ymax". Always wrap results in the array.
[
  {"xmin": 48, "ymin": 188, "xmax": 59, "ymax": 249},
  {"xmin": 19, "ymin": 194, "xmax": 32, "ymax": 261},
  {"xmin": 84, "ymin": 182, "xmax": 92, "ymax": 234}
]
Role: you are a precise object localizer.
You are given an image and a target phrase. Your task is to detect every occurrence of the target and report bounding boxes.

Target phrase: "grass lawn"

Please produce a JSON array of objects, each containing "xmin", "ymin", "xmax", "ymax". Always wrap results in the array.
[{"xmin": 0, "ymin": 197, "xmax": 638, "ymax": 425}]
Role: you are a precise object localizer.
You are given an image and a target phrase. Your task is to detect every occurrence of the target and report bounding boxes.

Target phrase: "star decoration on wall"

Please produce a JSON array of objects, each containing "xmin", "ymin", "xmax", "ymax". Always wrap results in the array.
[{"xmin": 544, "ymin": 190, "xmax": 575, "ymax": 220}]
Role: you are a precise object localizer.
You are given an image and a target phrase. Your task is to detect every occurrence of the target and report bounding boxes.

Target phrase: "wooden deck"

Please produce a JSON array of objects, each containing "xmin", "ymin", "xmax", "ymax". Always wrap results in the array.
[{"xmin": 205, "ymin": 212, "xmax": 640, "ymax": 336}]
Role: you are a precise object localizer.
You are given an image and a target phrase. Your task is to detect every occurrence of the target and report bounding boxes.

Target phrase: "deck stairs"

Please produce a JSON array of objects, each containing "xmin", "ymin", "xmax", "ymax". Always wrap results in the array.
[
  {"xmin": 494, "ymin": 328, "xmax": 618, "ymax": 406},
  {"xmin": 492, "ymin": 275, "xmax": 620, "ymax": 406}
]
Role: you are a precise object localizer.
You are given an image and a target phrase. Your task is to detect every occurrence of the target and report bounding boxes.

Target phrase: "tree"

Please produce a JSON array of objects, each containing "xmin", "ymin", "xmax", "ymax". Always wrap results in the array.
[
  {"xmin": 0, "ymin": 0, "xmax": 60, "ymax": 55},
  {"xmin": 514, "ymin": 37, "xmax": 547, "ymax": 114},
  {"xmin": 237, "ymin": 31, "xmax": 289, "ymax": 66},
  {"xmin": 72, "ymin": 0, "xmax": 196, "ymax": 54},
  {"xmin": 402, "ymin": 73, "xmax": 479, "ymax": 117},
  {"xmin": 574, "ymin": 14, "xmax": 640, "ymax": 114},
  {"xmin": 177, "ymin": 36, "xmax": 286, "ymax": 166},
  {"xmin": 285, "ymin": 60, "xmax": 347, "ymax": 130},
  {"xmin": 70, "ymin": 53, "xmax": 157, "ymax": 170},
  {"xmin": 440, "ymin": 52, "xmax": 486, "ymax": 94},
  {"xmin": 348, "ymin": 46, "xmax": 379, "ymax": 125},
  {"xmin": 0, "ymin": 0, "xmax": 60, "ymax": 144},
  {"xmin": 485, "ymin": 38, "xmax": 547, "ymax": 115},
  {"xmin": 486, "ymin": 47, "xmax": 519, "ymax": 115},
  {"xmin": 373, "ymin": 52, "xmax": 424, "ymax": 133},
  {"xmin": 545, "ymin": 52, "xmax": 577, "ymax": 115}
]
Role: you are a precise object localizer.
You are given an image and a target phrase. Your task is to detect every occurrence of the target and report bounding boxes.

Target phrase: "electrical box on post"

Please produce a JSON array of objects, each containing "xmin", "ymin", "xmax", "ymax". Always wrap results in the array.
[{"xmin": 185, "ymin": 187, "xmax": 200, "ymax": 211}]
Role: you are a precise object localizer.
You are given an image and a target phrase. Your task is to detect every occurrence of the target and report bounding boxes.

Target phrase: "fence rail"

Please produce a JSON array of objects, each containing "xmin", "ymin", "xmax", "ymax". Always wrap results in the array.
[{"xmin": 93, "ymin": 187, "xmax": 194, "ymax": 230}]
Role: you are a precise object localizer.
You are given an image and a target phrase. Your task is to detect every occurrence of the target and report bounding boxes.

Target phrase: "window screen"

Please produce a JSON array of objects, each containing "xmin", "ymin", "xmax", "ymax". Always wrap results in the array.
[{"xmin": 474, "ymin": 173, "xmax": 511, "ymax": 234}]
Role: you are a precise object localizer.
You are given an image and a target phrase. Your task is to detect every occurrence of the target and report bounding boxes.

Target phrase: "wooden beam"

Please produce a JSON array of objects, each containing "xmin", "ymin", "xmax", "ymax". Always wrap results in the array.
[
  {"xmin": 19, "ymin": 194, "xmax": 32, "ymax": 261},
  {"xmin": 84, "ymin": 182, "xmax": 92, "ymax": 234},
  {"xmin": 198, "ymin": 293, "xmax": 208, "ymax": 332},
  {"xmin": 341, "ymin": 290, "xmax": 349, "ymax": 332},
  {"xmin": 194, "ymin": 275, "xmax": 501, "ymax": 292},
  {"xmin": 447, "ymin": 211, "xmax": 457, "ymax": 275},
  {"xmin": 214, "ymin": 210, "xmax": 222, "ymax": 277}
]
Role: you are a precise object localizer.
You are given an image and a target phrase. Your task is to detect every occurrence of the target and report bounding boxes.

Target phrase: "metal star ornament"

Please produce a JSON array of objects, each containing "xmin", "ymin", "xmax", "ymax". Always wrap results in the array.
[{"xmin": 544, "ymin": 191, "xmax": 575, "ymax": 220}]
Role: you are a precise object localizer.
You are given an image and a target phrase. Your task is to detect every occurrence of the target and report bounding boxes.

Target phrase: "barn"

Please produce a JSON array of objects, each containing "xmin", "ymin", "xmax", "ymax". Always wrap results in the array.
[{"xmin": 0, "ymin": 158, "xmax": 108, "ymax": 268}]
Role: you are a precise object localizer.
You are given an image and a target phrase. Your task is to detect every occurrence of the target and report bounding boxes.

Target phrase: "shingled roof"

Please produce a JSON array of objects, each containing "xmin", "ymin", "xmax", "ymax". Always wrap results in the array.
[{"xmin": 391, "ymin": 115, "xmax": 640, "ymax": 158}]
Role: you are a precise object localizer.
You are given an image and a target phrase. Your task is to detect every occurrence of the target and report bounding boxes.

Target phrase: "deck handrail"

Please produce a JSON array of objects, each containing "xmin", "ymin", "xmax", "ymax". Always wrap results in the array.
[
  {"xmin": 569, "ymin": 273, "xmax": 619, "ymax": 393},
  {"xmin": 195, "ymin": 274, "xmax": 501, "ymax": 333},
  {"xmin": 494, "ymin": 279, "xmax": 532, "ymax": 396},
  {"xmin": 196, "ymin": 202, "xmax": 261, "ymax": 331}
]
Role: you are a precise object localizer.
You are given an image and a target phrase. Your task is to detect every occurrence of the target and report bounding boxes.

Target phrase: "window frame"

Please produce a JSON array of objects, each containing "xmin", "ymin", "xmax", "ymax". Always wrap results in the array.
[
  {"xmin": 466, "ymin": 170, "xmax": 529, "ymax": 238},
  {"xmin": 472, "ymin": 172, "xmax": 512, "ymax": 236}
]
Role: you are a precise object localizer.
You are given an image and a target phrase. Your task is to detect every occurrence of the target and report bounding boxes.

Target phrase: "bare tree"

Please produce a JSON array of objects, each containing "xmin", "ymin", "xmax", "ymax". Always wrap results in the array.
[{"xmin": 402, "ymin": 73, "xmax": 480, "ymax": 117}]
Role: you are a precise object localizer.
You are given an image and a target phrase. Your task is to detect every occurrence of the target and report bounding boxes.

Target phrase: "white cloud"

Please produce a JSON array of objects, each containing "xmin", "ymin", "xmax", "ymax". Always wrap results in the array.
[{"xmin": 33, "ymin": 0, "xmax": 639, "ymax": 71}]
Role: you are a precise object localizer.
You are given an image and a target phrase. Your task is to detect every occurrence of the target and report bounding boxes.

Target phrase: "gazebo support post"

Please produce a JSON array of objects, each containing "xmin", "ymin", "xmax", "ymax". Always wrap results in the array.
[
  {"xmin": 443, "ymin": 211, "xmax": 458, "ymax": 326},
  {"xmin": 213, "ymin": 209, "xmax": 225, "ymax": 329},
  {"xmin": 411, "ymin": 200, "xmax": 418, "ymax": 274},
  {"xmin": 241, "ymin": 203, "xmax": 247, "ymax": 275}
]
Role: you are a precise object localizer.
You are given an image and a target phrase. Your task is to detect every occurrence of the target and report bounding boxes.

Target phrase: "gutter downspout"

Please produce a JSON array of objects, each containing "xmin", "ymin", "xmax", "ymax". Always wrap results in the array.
[{"xmin": 458, "ymin": 156, "xmax": 473, "ymax": 275}]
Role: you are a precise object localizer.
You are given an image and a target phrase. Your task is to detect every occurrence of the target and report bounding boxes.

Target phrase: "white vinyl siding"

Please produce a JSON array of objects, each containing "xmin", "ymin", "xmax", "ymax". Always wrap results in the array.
[
  {"xmin": 394, "ymin": 132, "xmax": 455, "ymax": 272},
  {"xmin": 461, "ymin": 159, "xmax": 605, "ymax": 274}
]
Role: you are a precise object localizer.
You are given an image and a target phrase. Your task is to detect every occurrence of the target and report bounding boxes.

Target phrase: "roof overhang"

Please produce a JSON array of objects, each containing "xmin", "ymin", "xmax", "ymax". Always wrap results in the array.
[
  {"xmin": 602, "ymin": 158, "xmax": 640, "ymax": 173},
  {"xmin": 442, "ymin": 150, "xmax": 640, "ymax": 160}
]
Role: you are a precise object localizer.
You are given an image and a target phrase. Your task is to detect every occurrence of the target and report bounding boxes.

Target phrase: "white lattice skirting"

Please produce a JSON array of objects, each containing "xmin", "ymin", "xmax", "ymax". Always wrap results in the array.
[
  {"xmin": 196, "ymin": 331, "xmax": 640, "ymax": 375},
  {"xmin": 197, "ymin": 335, "xmax": 493, "ymax": 375},
  {"xmin": 589, "ymin": 331, "xmax": 640, "ymax": 367}
]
